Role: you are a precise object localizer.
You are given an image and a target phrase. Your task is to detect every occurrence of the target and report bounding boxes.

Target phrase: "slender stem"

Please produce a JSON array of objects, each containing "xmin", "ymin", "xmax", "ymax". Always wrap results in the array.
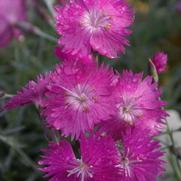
[
  {"xmin": 43, "ymin": 0, "xmax": 56, "ymax": 18},
  {"xmin": 169, "ymin": 154, "xmax": 181, "ymax": 181},
  {"xmin": 34, "ymin": 1, "xmax": 55, "ymax": 28},
  {"xmin": 37, "ymin": 106, "xmax": 60, "ymax": 143},
  {"xmin": 16, "ymin": 22, "xmax": 57, "ymax": 42},
  {"xmin": 159, "ymin": 127, "xmax": 181, "ymax": 136},
  {"xmin": 0, "ymin": 135, "xmax": 38, "ymax": 171},
  {"xmin": 167, "ymin": 122, "xmax": 181, "ymax": 179}
]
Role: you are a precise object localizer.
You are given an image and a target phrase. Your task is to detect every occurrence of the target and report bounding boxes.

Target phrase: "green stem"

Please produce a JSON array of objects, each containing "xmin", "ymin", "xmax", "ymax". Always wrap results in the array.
[
  {"xmin": 43, "ymin": 0, "xmax": 56, "ymax": 18},
  {"xmin": 0, "ymin": 135, "xmax": 38, "ymax": 171},
  {"xmin": 16, "ymin": 22, "xmax": 57, "ymax": 42},
  {"xmin": 167, "ymin": 122, "xmax": 181, "ymax": 179},
  {"xmin": 159, "ymin": 127, "xmax": 181, "ymax": 136}
]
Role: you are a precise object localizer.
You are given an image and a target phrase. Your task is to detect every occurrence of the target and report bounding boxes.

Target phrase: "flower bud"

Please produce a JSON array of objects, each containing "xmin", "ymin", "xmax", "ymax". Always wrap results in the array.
[{"xmin": 151, "ymin": 51, "xmax": 168, "ymax": 74}]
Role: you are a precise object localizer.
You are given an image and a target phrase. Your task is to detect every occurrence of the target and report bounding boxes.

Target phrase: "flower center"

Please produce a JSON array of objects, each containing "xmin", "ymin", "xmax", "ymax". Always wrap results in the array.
[
  {"xmin": 117, "ymin": 97, "xmax": 142, "ymax": 124},
  {"xmin": 120, "ymin": 157, "xmax": 132, "ymax": 177},
  {"xmin": 65, "ymin": 84, "xmax": 96, "ymax": 112},
  {"xmin": 67, "ymin": 159, "xmax": 93, "ymax": 181},
  {"xmin": 116, "ymin": 148, "xmax": 142, "ymax": 178},
  {"xmin": 81, "ymin": 9, "xmax": 111, "ymax": 33}
]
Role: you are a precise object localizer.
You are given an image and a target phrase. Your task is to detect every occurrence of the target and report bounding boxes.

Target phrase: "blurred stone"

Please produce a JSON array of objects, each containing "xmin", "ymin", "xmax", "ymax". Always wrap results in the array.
[
  {"xmin": 158, "ymin": 110, "xmax": 181, "ymax": 178},
  {"xmin": 167, "ymin": 110, "xmax": 181, "ymax": 146}
]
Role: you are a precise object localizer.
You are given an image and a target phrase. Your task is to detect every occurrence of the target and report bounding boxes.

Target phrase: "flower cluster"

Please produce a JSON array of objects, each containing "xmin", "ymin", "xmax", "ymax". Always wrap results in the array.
[
  {"xmin": 3, "ymin": 0, "xmax": 168, "ymax": 181},
  {"xmin": 0, "ymin": 0, "xmax": 27, "ymax": 48},
  {"xmin": 39, "ymin": 130, "xmax": 164, "ymax": 181}
]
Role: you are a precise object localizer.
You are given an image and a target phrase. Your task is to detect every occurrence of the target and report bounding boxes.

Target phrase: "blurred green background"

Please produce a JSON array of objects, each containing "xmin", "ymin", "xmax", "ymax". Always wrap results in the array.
[{"xmin": 0, "ymin": 0, "xmax": 181, "ymax": 180}]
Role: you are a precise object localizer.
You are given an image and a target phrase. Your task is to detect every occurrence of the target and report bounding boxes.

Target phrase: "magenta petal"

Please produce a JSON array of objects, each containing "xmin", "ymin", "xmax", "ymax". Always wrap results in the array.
[
  {"xmin": 0, "ymin": 17, "xmax": 13, "ymax": 48},
  {"xmin": 5, "ymin": 73, "xmax": 51, "ymax": 109}
]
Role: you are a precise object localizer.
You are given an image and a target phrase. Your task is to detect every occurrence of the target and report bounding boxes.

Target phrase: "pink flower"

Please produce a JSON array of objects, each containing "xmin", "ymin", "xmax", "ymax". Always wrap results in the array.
[
  {"xmin": 43, "ymin": 60, "xmax": 115, "ymax": 138},
  {"xmin": 151, "ymin": 52, "xmax": 168, "ymax": 74},
  {"xmin": 116, "ymin": 71, "xmax": 167, "ymax": 126},
  {"xmin": 101, "ymin": 70, "xmax": 167, "ymax": 137},
  {"xmin": 0, "ymin": 0, "xmax": 27, "ymax": 48},
  {"xmin": 39, "ymin": 134, "xmax": 120, "ymax": 181},
  {"xmin": 116, "ymin": 128, "xmax": 165, "ymax": 181},
  {"xmin": 39, "ymin": 130, "xmax": 165, "ymax": 181},
  {"xmin": 176, "ymin": 0, "xmax": 181, "ymax": 13},
  {"xmin": 5, "ymin": 73, "xmax": 51, "ymax": 109},
  {"xmin": 4, "ymin": 58, "xmax": 115, "ymax": 138},
  {"xmin": 56, "ymin": 0, "xmax": 134, "ymax": 58}
]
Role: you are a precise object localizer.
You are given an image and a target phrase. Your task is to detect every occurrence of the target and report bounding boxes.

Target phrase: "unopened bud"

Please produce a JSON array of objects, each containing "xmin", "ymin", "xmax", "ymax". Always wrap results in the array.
[{"xmin": 151, "ymin": 52, "xmax": 168, "ymax": 74}]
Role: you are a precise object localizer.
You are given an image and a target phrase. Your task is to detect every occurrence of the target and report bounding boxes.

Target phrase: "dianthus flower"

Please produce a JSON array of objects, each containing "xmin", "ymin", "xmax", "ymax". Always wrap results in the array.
[
  {"xmin": 108, "ymin": 70, "xmax": 167, "ymax": 136},
  {"xmin": 0, "ymin": 0, "xmax": 27, "ymax": 48},
  {"xmin": 39, "ymin": 134, "xmax": 120, "ymax": 181},
  {"xmin": 43, "ymin": 60, "xmax": 115, "ymax": 138},
  {"xmin": 56, "ymin": 0, "xmax": 134, "ymax": 58},
  {"xmin": 4, "ymin": 59, "xmax": 115, "ymax": 139},
  {"xmin": 151, "ymin": 52, "xmax": 168, "ymax": 74},
  {"xmin": 115, "ymin": 129, "xmax": 165, "ymax": 181}
]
